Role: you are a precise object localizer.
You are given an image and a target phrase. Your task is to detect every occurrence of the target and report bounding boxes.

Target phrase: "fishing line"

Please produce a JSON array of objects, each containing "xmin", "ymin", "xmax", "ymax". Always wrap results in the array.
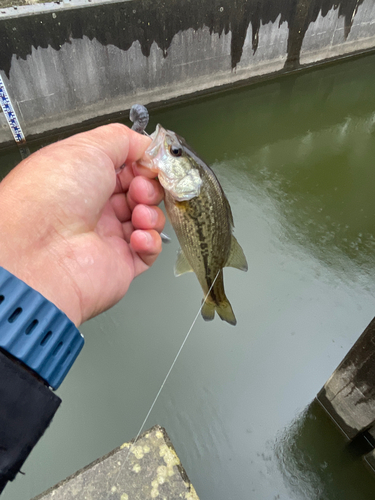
[{"xmin": 106, "ymin": 270, "xmax": 220, "ymax": 496}]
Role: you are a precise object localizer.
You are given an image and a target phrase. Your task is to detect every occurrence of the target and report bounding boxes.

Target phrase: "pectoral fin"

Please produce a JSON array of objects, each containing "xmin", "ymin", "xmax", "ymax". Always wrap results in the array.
[
  {"xmin": 226, "ymin": 236, "xmax": 248, "ymax": 272},
  {"xmin": 174, "ymin": 248, "xmax": 193, "ymax": 277}
]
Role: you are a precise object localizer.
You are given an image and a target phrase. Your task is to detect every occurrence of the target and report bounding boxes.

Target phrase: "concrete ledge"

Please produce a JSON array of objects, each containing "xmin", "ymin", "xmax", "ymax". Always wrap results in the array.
[
  {"xmin": 317, "ymin": 317, "xmax": 375, "ymax": 440},
  {"xmin": 32, "ymin": 425, "xmax": 199, "ymax": 500}
]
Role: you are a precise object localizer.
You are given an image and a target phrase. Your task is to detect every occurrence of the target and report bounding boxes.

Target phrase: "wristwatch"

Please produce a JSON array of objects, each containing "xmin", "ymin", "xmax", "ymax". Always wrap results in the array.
[{"xmin": 0, "ymin": 266, "xmax": 84, "ymax": 389}]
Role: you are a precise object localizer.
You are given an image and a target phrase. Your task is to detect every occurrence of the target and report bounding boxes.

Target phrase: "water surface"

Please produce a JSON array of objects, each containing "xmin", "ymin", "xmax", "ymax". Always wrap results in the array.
[{"xmin": 2, "ymin": 53, "xmax": 375, "ymax": 500}]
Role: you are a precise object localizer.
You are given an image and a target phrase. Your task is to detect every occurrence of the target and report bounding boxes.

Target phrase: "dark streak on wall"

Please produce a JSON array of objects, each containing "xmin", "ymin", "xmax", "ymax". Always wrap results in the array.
[{"xmin": 0, "ymin": 0, "xmax": 364, "ymax": 79}]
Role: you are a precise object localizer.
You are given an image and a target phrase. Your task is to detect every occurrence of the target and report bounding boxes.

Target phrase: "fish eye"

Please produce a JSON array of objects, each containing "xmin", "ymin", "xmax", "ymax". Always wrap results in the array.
[{"xmin": 169, "ymin": 145, "xmax": 183, "ymax": 157}]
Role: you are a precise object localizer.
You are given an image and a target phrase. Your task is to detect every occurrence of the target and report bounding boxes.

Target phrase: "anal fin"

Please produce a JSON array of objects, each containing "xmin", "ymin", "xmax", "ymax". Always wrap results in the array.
[
  {"xmin": 226, "ymin": 235, "xmax": 248, "ymax": 272},
  {"xmin": 174, "ymin": 248, "xmax": 193, "ymax": 277}
]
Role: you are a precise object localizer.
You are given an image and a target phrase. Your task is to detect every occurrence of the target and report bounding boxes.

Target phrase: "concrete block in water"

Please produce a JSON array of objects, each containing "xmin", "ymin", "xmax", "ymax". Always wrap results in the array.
[
  {"xmin": 365, "ymin": 447, "xmax": 375, "ymax": 474},
  {"xmin": 317, "ymin": 317, "xmax": 375, "ymax": 440},
  {"xmin": 32, "ymin": 425, "xmax": 199, "ymax": 500}
]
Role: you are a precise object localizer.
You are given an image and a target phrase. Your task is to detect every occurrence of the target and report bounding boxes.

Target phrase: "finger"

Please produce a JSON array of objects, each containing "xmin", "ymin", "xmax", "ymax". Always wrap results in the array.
[
  {"xmin": 127, "ymin": 176, "xmax": 164, "ymax": 211},
  {"xmin": 132, "ymin": 205, "xmax": 165, "ymax": 233},
  {"xmin": 74, "ymin": 123, "xmax": 152, "ymax": 172},
  {"xmin": 124, "ymin": 129, "xmax": 152, "ymax": 163},
  {"xmin": 122, "ymin": 221, "xmax": 134, "ymax": 243},
  {"xmin": 114, "ymin": 164, "xmax": 135, "ymax": 194},
  {"xmin": 132, "ymin": 161, "xmax": 159, "ymax": 179},
  {"xmin": 130, "ymin": 229, "xmax": 162, "ymax": 268},
  {"xmin": 110, "ymin": 193, "xmax": 132, "ymax": 223},
  {"xmin": 6, "ymin": 124, "xmax": 152, "ymax": 233},
  {"xmin": 94, "ymin": 198, "xmax": 131, "ymax": 238}
]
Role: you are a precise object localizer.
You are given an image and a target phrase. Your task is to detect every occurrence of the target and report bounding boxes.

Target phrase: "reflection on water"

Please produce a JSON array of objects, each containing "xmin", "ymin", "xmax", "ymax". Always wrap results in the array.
[
  {"xmin": 1, "ymin": 53, "xmax": 375, "ymax": 500},
  {"xmin": 213, "ymin": 109, "xmax": 375, "ymax": 290},
  {"xmin": 275, "ymin": 401, "xmax": 375, "ymax": 500},
  {"xmin": 241, "ymin": 112, "xmax": 375, "ymax": 274}
]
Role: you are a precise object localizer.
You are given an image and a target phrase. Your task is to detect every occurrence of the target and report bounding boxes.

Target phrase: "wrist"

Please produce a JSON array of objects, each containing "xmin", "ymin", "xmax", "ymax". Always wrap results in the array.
[
  {"xmin": 0, "ymin": 243, "xmax": 83, "ymax": 327},
  {"xmin": 0, "ymin": 266, "xmax": 84, "ymax": 389}
]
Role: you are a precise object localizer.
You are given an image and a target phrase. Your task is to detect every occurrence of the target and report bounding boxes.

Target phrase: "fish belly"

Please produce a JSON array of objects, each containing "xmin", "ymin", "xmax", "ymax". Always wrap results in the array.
[{"xmin": 165, "ymin": 191, "xmax": 236, "ymax": 325}]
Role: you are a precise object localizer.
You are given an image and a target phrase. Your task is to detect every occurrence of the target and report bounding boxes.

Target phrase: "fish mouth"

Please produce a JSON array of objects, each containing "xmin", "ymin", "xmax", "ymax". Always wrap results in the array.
[{"xmin": 139, "ymin": 124, "xmax": 167, "ymax": 171}]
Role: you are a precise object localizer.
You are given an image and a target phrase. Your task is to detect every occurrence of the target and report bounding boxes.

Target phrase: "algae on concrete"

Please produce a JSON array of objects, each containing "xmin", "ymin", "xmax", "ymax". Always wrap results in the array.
[{"xmin": 32, "ymin": 425, "xmax": 200, "ymax": 500}]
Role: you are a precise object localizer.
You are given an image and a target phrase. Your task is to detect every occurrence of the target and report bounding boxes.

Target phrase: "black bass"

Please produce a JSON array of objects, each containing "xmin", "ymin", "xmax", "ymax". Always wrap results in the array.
[{"xmin": 141, "ymin": 124, "xmax": 248, "ymax": 325}]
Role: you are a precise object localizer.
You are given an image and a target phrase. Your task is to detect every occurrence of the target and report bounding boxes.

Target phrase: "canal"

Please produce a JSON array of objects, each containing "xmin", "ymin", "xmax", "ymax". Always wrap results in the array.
[{"xmin": 2, "ymin": 52, "xmax": 375, "ymax": 500}]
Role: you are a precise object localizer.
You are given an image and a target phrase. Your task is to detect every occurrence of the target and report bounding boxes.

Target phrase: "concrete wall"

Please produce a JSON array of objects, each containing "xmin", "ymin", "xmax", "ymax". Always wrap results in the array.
[{"xmin": 1, "ymin": 0, "xmax": 375, "ymax": 147}]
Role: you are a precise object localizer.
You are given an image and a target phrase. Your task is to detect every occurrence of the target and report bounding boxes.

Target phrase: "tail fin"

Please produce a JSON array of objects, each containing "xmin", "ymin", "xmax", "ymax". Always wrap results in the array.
[
  {"xmin": 216, "ymin": 300, "xmax": 237, "ymax": 326},
  {"xmin": 201, "ymin": 300, "xmax": 215, "ymax": 322},
  {"xmin": 201, "ymin": 298, "xmax": 237, "ymax": 326}
]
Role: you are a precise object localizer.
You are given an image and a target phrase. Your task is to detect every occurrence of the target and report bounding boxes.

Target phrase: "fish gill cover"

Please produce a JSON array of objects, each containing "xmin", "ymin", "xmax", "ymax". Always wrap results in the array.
[{"xmin": 0, "ymin": 0, "xmax": 363, "ymax": 79}]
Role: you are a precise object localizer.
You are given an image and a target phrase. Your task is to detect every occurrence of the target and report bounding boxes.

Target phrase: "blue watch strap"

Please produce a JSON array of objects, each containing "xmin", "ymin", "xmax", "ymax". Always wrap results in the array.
[{"xmin": 0, "ymin": 267, "xmax": 84, "ymax": 389}]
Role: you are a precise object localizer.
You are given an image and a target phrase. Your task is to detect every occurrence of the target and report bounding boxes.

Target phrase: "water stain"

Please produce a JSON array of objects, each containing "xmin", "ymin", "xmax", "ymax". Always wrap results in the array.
[{"xmin": 0, "ymin": 0, "xmax": 363, "ymax": 78}]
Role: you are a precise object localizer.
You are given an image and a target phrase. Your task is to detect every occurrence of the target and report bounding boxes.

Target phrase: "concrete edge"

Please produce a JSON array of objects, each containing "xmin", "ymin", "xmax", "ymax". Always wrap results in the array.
[
  {"xmin": 31, "ymin": 424, "xmax": 197, "ymax": 500},
  {"xmin": 2, "ymin": 47, "xmax": 375, "ymax": 154}
]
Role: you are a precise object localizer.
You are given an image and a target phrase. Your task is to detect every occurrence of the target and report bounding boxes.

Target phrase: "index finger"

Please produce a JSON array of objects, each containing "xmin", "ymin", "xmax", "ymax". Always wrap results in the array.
[
  {"xmin": 73, "ymin": 123, "xmax": 152, "ymax": 171},
  {"xmin": 132, "ymin": 161, "xmax": 160, "ymax": 179}
]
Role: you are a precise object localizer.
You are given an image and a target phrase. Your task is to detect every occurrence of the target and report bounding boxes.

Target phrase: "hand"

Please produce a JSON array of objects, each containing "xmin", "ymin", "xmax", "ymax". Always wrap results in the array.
[{"xmin": 0, "ymin": 124, "xmax": 165, "ymax": 326}]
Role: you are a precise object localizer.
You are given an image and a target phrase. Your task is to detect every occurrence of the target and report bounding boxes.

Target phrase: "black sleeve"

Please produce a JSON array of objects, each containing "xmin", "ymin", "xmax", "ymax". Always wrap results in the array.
[{"xmin": 0, "ymin": 349, "xmax": 61, "ymax": 494}]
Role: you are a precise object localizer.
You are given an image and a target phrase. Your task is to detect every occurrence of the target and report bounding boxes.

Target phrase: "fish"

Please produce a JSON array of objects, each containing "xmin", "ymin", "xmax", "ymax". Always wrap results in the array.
[{"xmin": 140, "ymin": 124, "xmax": 248, "ymax": 325}]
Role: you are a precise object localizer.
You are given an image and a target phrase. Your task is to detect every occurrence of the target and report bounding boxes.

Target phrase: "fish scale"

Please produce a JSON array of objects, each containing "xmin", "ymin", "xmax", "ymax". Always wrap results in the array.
[{"xmin": 167, "ymin": 188, "xmax": 230, "ymax": 297}]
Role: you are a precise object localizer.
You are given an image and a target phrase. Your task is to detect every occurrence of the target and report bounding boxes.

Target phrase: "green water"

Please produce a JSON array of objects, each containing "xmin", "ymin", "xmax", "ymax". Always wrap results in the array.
[{"xmin": 2, "ymin": 53, "xmax": 375, "ymax": 500}]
